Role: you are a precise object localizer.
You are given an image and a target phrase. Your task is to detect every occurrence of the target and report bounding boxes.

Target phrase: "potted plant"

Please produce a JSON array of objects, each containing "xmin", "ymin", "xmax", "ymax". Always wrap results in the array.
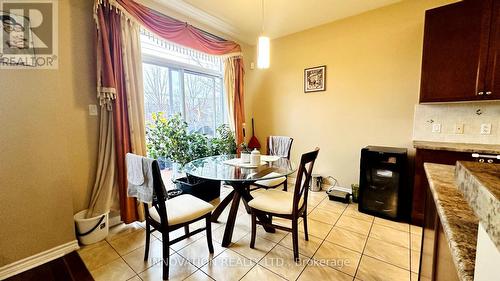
[{"xmin": 146, "ymin": 113, "xmax": 237, "ymax": 201}]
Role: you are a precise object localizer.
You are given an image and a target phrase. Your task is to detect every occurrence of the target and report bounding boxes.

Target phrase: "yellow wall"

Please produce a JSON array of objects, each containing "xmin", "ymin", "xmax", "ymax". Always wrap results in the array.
[
  {"xmin": 0, "ymin": 0, "xmax": 98, "ymax": 266},
  {"xmin": 244, "ymin": 0, "xmax": 457, "ymax": 187}
]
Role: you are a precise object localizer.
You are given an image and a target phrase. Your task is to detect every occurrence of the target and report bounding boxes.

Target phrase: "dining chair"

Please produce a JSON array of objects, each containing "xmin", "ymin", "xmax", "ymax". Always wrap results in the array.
[
  {"xmin": 142, "ymin": 160, "xmax": 214, "ymax": 280},
  {"xmin": 253, "ymin": 136, "xmax": 294, "ymax": 191},
  {"xmin": 248, "ymin": 148, "xmax": 319, "ymax": 261}
]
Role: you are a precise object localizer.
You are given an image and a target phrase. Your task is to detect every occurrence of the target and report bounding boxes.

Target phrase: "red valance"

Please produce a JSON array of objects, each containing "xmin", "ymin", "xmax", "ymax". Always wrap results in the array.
[{"xmin": 97, "ymin": 0, "xmax": 241, "ymax": 56}]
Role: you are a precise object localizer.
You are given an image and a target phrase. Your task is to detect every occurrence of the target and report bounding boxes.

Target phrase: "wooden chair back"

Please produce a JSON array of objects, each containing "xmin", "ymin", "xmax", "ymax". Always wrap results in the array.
[
  {"xmin": 142, "ymin": 160, "xmax": 170, "ymax": 228},
  {"xmin": 292, "ymin": 148, "xmax": 320, "ymax": 215}
]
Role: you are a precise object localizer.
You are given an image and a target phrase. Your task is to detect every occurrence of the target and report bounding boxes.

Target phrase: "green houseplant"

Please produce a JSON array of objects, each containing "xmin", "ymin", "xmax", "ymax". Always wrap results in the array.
[{"xmin": 146, "ymin": 113, "xmax": 237, "ymax": 201}]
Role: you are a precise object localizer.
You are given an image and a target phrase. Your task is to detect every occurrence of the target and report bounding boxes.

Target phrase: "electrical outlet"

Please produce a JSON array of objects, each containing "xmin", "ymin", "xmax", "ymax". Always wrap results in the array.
[
  {"xmin": 454, "ymin": 123, "xmax": 464, "ymax": 134},
  {"xmin": 480, "ymin": 123, "xmax": 492, "ymax": 135},
  {"xmin": 432, "ymin": 123, "xmax": 441, "ymax": 133},
  {"xmin": 88, "ymin": 104, "xmax": 98, "ymax": 116}
]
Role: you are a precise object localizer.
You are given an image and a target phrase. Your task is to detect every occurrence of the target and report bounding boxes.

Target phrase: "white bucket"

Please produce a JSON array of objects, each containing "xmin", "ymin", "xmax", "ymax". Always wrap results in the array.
[{"xmin": 74, "ymin": 209, "xmax": 109, "ymax": 245}]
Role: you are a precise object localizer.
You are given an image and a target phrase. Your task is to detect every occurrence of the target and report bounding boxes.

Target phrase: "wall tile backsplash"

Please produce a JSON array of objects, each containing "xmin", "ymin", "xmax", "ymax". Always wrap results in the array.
[{"xmin": 413, "ymin": 102, "xmax": 500, "ymax": 144}]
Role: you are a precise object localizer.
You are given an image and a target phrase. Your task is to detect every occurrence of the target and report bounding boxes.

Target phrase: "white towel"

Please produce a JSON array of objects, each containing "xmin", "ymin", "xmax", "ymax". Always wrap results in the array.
[
  {"xmin": 126, "ymin": 153, "xmax": 155, "ymax": 203},
  {"xmin": 269, "ymin": 136, "xmax": 292, "ymax": 158}
]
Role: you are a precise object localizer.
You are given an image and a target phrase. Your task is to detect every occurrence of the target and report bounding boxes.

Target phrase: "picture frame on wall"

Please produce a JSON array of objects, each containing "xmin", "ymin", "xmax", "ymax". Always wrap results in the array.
[{"xmin": 304, "ymin": 65, "xmax": 326, "ymax": 93}]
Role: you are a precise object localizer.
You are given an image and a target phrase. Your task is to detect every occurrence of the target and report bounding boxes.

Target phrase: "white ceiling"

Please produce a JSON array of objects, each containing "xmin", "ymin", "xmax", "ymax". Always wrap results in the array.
[{"xmin": 150, "ymin": 0, "xmax": 402, "ymax": 44}]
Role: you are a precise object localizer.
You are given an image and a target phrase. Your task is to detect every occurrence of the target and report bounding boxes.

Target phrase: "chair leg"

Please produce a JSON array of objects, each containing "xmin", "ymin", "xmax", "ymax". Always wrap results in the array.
[
  {"xmin": 205, "ymin": 216, "xmax": 214, "ymax": 254},
  {"xmin": 250, "ymin": 213, "xmax": 256, "ymax": 249},
  {"xmin": 283, "ymin": 179, "xmax": 288, "ymax": 191},
  {"xmin": 292, "ymin": 218, "xmax": 299, "ymax": 262},
  {"xmin": 162, "ymin": 232, "xmax": 170, "ymax": 280},
  {"xmin": 303, "ymin": 213, "xmax": 309, "ymax": 241},
  {"xmin": 144, "ymin": 221, "xmax": 150, "ymax": 261},
  {"xmin": 184, "ymin": 225, "xmax": 189, "ymax": 235}
]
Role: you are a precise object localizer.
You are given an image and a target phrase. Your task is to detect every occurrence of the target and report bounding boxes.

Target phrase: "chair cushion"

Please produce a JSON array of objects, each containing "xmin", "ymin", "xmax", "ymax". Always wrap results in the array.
[
  {"xmin": 254, "ymin": 172, "xmax": 286, "ymax": 187},
  {"xmin": 149, "ymin": 194, "xmax": 214, "ymax": 226},
  {"xmin": 248, "ymin": 190, "xmax": 304, "ymax": 215}
]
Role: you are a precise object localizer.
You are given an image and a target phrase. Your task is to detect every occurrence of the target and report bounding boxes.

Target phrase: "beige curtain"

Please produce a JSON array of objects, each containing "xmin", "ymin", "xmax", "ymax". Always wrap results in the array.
[
  {"xmin": 86, "ymin": 107, "xmax": 118, "ymax": 218},
  {"xmin": 120, "ymin": 18, "xmax": 146, "ymax": 220},
  {"xmin": 224, "ymin": 57, "xmax": 236, "ymax": 132},
  {"xmin": 121, "ymin": 19, "xmax": 147, "ymax": 156}
]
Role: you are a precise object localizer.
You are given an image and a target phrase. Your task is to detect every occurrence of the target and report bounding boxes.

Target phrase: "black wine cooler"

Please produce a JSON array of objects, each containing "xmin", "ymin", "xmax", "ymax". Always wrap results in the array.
[{"xmin": 358, "ymin": 146, "xmax": 410, "ymax": 221}]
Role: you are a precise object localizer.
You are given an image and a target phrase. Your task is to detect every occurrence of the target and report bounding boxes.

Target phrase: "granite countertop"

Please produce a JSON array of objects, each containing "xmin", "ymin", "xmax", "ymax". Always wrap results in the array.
[
  {"xmin": 414, "ymin": 140, "xmax": 500, "ymax": 154},
  {"xmin": 424, "ymin": 163, "xmax": 479, "ymax": 281},
  {"xmin": 456, "ymin": 161, "xmax": 500, "ymax": 251}
]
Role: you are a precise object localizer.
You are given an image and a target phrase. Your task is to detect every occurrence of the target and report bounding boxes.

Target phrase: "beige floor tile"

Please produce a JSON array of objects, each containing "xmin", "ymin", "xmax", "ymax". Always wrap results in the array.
[
  {"xmin": 231, "ymin": 233, "xmax": 277, "ymax": 262},
  {"xmin": 106, "ymin": 222, "xmax": 144, "ymax": 241},
  {"xmin": 410, "ymin": 225, "xmax": 423, "ymax": 236},
  {"xmin": 369, "ymin": 224, "xmax": 409, "ymax": 248},
  {"xmin": 313, "ymin": 240, "xmax": 361, "ymax": 276},
  {"xmin": 373, "ymin": 217, "xmax": 409, "ymax": 232},
  {"xmin": 411, "ymin": 272, "xmax": 419, "ymax": 281},
  {"xmin": 201, "ymin": 249, "xmax": 255, "ymax": 281},
  {"xmin": 308, "ymin": 193, "xmax": 326, "ymax": 206},
  {"xmin": 325, "ymin": 226, "xmax": 367, "ymax": 253},
  {"xmin": 308, "ymin": 208, "xmax": 341, "ymax": 225},
  {"xmin": 256, "ymin": 226, "xmax": 288, "ymax": 243},
  {"xmin": 342, "ymin": 208, "xmax": 374, "ymax": 223},
  {"xmin": 126, "ymin": 276, "xmax": 141, "ymax": 281},
  {"xmin": 363, "ymin": 237, "xmax": 410, "ymax": 270},
  {"xmin": 299, "ymin": 218, "xmax": 332, "ymax": 239},
  {"xmin": 308, "ymin": 191, "xmax": 328, "ymax": 201},
  {"xmin": 177, "ymin": 236, "xmax": 225, "ymax": 267},
  {"xmin": 411, "ymin": 233, "xmax": 422, "ymax": 251},
  {"xmin": 122, "ymin": 238, "xmax": 163, "ymax": 274},
  {"xmin": 78, "ymin": 241, "xmax": 121, "ymax": 271},
  {"xmin": 411, "ymin": 250, "xmax": 420, "ymax": 273},
  {"xmin": 356, "ymin": 255, "xmax": 411, "ymax": 281},
  {"xmin": 184, "ymin": 270, "xmax": 214, "ymax": 281},
  {"xmin": 108, "ymin": 228, "xmax": 146, "ymax": 256},
  {"xmin": 139, "ymin": 252, "xmax": 197, "ymax": 281},
  {"xmin": 336, "ymin": 215, "xmax": 372, "ymax": 236},
  {"xmin": 298, "ymin": 263, "xmax": 353, "ymax": 281},
  {"xmin": 240, "ymin": 264, "xmax": 286, "ymax": 281},
  {"xmin": 235, "ymin": 214, "xmax": 252, "ymax": 231},
  {"xmin": 213, "ymin": 224, "xmax": 249, "ymax": 244},
  {"xmin": 90, "ymin": 258, "xmax": 136, "ymax": 281},
  {"xmin": 259, "ymin": 244, "xmax": 309, "ymax": 280},
  {"xmin": 279, "ymin": 232, "xmax": 323, "ymax": 258},
  {"xmin": 317, "ymin": 200, "xmax": 348, "ymax": 214}
]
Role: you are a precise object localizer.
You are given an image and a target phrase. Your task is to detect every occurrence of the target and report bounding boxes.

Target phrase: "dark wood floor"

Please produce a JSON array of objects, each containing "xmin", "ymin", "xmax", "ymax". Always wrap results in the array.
[{"xmin": 5, "ymin": 251, "xmax": 93, "ymax": 281}]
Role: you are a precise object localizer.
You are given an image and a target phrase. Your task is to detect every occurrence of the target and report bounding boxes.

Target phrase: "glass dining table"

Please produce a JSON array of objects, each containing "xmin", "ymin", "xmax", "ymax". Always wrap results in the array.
[{"xmin": 184, "ymin": 154, "xmax": 296, "ymax": 247}]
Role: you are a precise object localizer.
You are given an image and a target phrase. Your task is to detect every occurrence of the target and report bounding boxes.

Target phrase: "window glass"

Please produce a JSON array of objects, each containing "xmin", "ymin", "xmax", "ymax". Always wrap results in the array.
[{"xmin": 141, "ymin": 32, "xmax": 225, "ymax": 136}]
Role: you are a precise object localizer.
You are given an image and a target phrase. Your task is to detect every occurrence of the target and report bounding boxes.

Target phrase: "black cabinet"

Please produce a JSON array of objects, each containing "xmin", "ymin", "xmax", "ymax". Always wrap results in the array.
[{"xmin": 358, "ymin": 146, "xmax": 410, "ymax": 221}]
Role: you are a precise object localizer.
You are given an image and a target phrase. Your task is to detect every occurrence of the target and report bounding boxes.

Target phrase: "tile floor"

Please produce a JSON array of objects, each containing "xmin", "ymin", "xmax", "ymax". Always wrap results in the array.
[{"xmin": 78, "ymin": 185, "xmax": 422, "ymax": 281}]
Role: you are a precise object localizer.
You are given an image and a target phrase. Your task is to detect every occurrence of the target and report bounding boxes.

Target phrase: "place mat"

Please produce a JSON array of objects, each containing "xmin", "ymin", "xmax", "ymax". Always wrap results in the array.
[{"xmin": 223, "ymin": 158, "xmax": 266, "ymax": 168}]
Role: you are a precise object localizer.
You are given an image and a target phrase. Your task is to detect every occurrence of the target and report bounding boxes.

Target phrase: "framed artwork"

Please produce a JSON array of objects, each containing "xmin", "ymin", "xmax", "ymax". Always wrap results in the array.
[{"xmin": 304, "ymin": 65, "xmax": 326, "ymax": 93}]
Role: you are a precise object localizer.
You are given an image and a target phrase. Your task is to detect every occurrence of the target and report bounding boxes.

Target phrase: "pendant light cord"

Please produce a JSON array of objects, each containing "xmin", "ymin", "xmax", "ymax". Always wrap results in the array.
[{"xmin": 261, "ymin": 0, "xmax": 265, "ymax": 34}]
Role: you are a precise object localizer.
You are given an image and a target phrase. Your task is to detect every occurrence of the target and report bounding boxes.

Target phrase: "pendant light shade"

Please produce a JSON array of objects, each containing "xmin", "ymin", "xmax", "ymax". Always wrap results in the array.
[
  {"xmin": 257, "ymin": 0, "xmax": 269, "ymax": 69},
  {"xmin": 257, "ymin": 36, "xmax": 270, "ymax": 69}
]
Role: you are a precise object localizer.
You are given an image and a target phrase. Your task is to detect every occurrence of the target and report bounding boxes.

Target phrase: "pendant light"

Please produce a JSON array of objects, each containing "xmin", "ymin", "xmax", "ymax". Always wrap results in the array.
[{"xmin": 257, "ymin": 0, "xmax": 270, "ymax": 69}]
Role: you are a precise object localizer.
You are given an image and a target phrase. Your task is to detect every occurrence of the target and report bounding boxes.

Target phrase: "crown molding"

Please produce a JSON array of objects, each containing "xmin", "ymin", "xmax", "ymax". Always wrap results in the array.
[{"xmin": 141, "ymin": 0, "xmax": 249, "ymax": 44}]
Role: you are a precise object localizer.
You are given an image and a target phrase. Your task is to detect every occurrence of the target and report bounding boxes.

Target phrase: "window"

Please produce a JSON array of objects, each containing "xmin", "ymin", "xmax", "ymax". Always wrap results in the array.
[{"xmin": 141, "ymin": 31, "xmax": 226, "ymax": 136}]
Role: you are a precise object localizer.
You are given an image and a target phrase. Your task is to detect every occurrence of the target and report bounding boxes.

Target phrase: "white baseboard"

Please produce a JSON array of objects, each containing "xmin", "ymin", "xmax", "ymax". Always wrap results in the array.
[{"xmin": 0, "ymin": 240, "xmax": 80, "ymax": 280}]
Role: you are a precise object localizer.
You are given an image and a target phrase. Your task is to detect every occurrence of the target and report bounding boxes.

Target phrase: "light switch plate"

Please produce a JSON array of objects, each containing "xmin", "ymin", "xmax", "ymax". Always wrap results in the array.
[
  {"xmin": 454, "ymin": 123, "xmax": 464, "ymax": 134},
  {"xmin": 89, "ymin": 104, "xmax": 98, "ymax": 116},
  {"xmin": 480, "ymin": 123, "xmax": 492, "ymax": 135},
  {"xmin": 432, "ymin": 123, "xmax": 441, "ymax": 133}
]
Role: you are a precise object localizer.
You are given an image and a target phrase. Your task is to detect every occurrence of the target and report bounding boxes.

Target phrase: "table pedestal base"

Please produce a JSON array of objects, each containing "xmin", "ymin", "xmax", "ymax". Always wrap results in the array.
[{"xmin": 211, "ymin": 182, "xmax": 275, "ymax": 247}]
